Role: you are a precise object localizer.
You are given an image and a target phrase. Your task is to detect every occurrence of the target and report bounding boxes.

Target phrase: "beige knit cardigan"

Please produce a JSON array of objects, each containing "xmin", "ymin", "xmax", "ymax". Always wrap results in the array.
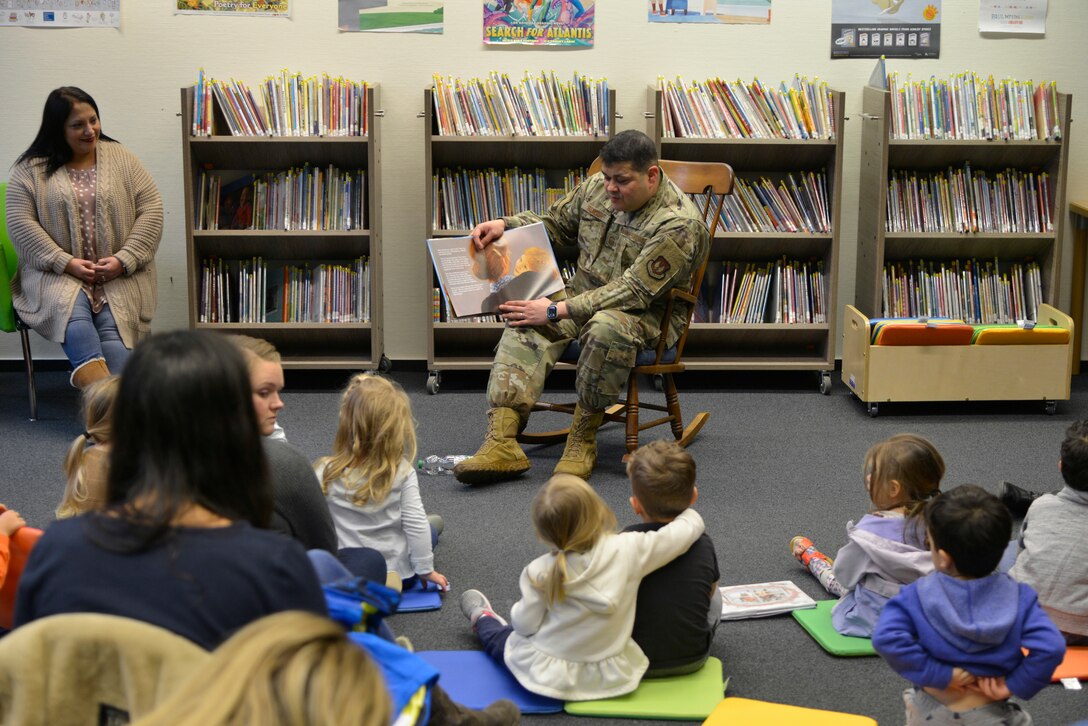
[{"xmin": 6, "ymin": 141, "xmax": 163, "ymax": 348}]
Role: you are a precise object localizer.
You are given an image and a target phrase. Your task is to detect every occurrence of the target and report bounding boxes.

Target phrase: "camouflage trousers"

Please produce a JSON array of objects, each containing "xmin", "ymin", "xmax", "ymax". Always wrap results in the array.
[{"xmin": 486, "ymin": 310, "xmax": 655, "ymax": 419}]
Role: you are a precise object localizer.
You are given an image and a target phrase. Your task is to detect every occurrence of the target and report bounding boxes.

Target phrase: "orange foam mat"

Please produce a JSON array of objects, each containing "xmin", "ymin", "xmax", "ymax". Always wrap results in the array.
[
  {"xmin": 703, "ymin": 697, "xmax": 877, "ymax": 725},
  {"xmin": 1050, "ymin": 646, "xmax": 1088, "ymax": 681}
]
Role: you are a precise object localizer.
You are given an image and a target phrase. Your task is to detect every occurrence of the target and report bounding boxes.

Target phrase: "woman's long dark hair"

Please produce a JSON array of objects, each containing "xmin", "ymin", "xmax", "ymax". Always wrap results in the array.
[
  {"xmin": 94, "ymin": 330, "xmax": 272, "ymax": 551},
  {"xmin": 15, "ymin": 86, "xmax": 116, "ymax": 175}
]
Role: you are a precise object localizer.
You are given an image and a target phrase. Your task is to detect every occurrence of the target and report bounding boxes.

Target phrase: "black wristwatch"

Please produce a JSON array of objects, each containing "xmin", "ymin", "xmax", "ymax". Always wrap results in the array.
[{"xmin": 546, "ymin": 303, "xmax": 559, "ymax": 322}]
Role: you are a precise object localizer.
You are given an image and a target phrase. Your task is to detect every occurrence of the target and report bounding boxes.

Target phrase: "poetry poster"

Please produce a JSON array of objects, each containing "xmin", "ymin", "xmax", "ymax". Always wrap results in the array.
[{"xmin": 176, "ymin": 0, "xmax": 290, "ymax": 16}]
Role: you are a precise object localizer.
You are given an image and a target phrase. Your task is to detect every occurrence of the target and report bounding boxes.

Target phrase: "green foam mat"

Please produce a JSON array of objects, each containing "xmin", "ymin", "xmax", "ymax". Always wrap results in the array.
[
  {"xmin": 792, "ymin": 601, "xmax": 877, "ymax": 657},
  {"xmin": 563, "ymin": 656, "xmax": 725, "ymax": 720}
]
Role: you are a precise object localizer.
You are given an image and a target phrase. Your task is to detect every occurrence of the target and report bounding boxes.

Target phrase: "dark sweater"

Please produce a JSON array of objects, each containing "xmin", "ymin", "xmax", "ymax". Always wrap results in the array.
[
  {"xmin": 264, "ymin": 438, "xmax": 337, "ymax": 553},
  {"xmin": 14, "ymin": 516, "xmax": 327, "ymax": 650},
  {"xmin": 623, "ymin": 522, "xmax": 719, "ymax": 670}
]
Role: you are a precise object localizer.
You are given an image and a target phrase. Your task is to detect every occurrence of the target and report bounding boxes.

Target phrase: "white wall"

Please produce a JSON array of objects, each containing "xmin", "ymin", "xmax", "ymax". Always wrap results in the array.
[{"xmin": 1, "ymin": 0, "xmax": 1086, "ymax": 363}]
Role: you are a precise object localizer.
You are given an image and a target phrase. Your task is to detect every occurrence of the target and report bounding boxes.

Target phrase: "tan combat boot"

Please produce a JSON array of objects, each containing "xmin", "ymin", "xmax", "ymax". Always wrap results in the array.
[
  {"xmin": 453, "ymin": 407, "xmax": 531, "ymax": 485},
  {"xmin": 553, "ymin": 404, "xmax": 605, "ymax": 479},
  {"xmin": 70, "ymin": 358, "xmax": 110, "ymax": 389}
]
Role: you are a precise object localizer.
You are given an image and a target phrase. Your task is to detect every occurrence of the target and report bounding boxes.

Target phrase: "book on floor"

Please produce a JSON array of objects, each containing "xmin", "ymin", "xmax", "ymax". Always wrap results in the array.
[{"xmin": 719, "ymin": 580, "xmax": 818, "ymax": 620}]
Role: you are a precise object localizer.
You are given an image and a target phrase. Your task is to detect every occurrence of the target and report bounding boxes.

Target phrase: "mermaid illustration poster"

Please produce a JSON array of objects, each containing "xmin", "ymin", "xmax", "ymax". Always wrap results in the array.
[
  {"xmin": 484, "ymin": 0, "xmax": 595, "ymax": 47},
  {"xmin": 831, "ymin": 0, "xmax": 941, "ymax": 58}
]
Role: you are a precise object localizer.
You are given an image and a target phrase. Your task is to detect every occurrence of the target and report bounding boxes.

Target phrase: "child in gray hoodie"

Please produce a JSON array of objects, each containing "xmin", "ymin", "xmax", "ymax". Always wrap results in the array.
[{"xmin": 1009, "ymin": 419, "xmax": 1088, "ymax": 646}]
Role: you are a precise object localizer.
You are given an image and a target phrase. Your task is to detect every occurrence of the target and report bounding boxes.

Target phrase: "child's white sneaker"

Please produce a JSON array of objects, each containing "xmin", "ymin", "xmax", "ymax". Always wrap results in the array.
[{"xmin": 460, "ymin": 589, "xmax": 508, "ymax": 628}]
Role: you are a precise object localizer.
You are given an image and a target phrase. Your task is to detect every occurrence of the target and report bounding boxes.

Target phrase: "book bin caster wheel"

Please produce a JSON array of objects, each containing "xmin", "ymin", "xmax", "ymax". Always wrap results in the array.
[
  {"xmin": 867, "ymin": 402, "xmax": 879, "ymax": 418},
  {"xmin": 653, "ymin": 374, "xmax": 664, "ymax": 392},
  {"xmin": 819, "ymin": 371, "xmax": 832, "ymax": 395},
  {"xmin": 426, "ymin": 372, "xmax": 440, "ymax": 395},
  {"xmin": 1045, "ymin": 400, "xmax": 1057, "ymax": 415},
  {"xmin": 378, "ymin": 355, "xmax": 392, "ymax": 373}
]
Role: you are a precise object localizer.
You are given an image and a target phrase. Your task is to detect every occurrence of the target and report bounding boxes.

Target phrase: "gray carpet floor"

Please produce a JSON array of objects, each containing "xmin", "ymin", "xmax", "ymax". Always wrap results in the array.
[{"xmin": 2, "ymin": 367, "xmax": 1087, "ymax": 724}]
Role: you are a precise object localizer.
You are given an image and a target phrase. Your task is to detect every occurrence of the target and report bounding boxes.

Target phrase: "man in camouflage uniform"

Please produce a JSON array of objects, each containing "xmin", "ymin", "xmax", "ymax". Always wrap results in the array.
[{"xmin": 453, "ymin": 130, "xmax": 709, "ymax": 484}]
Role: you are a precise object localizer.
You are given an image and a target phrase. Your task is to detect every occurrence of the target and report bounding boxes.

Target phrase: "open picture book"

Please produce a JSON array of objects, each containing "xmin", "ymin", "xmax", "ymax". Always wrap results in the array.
[
  {"xmin": 719, "ymin": 580, "xmax": 818, "ymax": 620},
  {"xmin": 427, "ymin": 222, "xmax": 564, "ymax": 319}
]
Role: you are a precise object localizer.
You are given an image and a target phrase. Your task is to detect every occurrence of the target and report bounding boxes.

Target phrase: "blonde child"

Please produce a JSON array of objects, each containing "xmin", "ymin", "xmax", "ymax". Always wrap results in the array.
[
  {"xmin": 56, "ymin": 376, "xmax": 119, "ymax": 519},
  {"xmin": 792, "ymin": 433, "xmax": 943, "ymax": 637},
  {"xmin": 316, "ymin": 374, "xmax": 447, "ymax": 591},
  {"xmin": 460, "ymin": 474, "xmax": 705, "ymax": 701}
]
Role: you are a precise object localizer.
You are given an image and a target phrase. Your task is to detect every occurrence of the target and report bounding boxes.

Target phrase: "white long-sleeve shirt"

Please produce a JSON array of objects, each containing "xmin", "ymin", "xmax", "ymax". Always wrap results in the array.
[{"xmin": 317, "ymin": 458, "xmax": 434, "ymax": 578}]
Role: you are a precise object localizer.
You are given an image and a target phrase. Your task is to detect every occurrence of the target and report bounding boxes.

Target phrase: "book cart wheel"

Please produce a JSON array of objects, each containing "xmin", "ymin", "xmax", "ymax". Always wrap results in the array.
[
  {"xmin": 867, "ymin": 402, "xmax": 879, "ymax": 417},
  {"xmin": 426, "ymin": 371, "xmax": 441, "ymax": 395},
  {"xmin": 818, "ymin": 371, "xmax": 832, "ymax": 395},
  {"xmin": 1045, "ymin": 400, "xmax": 1057, "ymax": 415},
  {"xmin": 379, "ymin": 355, "xmax": 392, "ymax": 373}
]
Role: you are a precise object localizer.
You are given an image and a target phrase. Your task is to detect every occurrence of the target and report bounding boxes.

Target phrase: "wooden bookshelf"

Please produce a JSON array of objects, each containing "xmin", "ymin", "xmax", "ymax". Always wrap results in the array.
[
  {"xmin": 423, "ymin": 87, "xmax": 615, "ymax": 394},
  {"xmin": 650, "ymin": 87, "xmax": 846, "ymax": 393},
  {"xmin": 179, "ymin": 85, "xmax": 386, "ymax": 371},
  {"xmin": 855, "ymin": 83, "xmax": 1072, "ymax": 320}
]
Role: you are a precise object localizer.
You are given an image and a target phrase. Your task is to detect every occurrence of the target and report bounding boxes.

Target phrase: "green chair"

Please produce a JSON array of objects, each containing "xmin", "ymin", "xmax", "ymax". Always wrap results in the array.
[{"xmin": 0, "ymin": 182, "xmax": 38, "ymax": 420}]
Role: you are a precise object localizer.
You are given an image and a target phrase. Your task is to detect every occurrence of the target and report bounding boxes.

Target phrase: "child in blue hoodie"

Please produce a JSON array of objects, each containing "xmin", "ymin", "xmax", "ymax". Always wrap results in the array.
[{"xmin": 873, "ymin": 485, "xmax": 1065, "ymax": 726}]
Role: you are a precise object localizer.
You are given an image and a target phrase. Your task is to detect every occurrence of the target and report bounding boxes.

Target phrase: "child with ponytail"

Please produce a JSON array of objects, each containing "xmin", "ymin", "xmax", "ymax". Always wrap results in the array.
[
  {"xmin": 56, "ymin": 376, "xmax": 120, "ymax": 519},
  {"xmin": 460, "ymin": 474, "xmax": 705, "ymax": 701},
  {"xmin": 792, "ymin": 433, "xmax": 944, "ymax": 637}
]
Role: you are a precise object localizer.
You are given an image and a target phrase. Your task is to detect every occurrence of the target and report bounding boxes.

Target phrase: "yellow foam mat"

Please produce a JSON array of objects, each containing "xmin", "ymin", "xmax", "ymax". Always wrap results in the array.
[{"xmin": 703, "ymin": 697, "xmax": 877, "ymax": 725}]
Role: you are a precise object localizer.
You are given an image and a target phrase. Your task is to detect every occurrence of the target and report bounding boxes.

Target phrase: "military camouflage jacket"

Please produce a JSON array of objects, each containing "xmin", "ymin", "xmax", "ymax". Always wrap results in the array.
[{"xmin": 502, "ymin": 171, "xmax": 709, "ymax": 348}]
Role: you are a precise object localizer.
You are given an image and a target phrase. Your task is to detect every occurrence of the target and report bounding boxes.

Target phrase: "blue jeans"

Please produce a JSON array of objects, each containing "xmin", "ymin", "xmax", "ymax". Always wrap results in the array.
[{"xmin": 62, "ymin": 293, "xmax": 129, "ymax": 373}]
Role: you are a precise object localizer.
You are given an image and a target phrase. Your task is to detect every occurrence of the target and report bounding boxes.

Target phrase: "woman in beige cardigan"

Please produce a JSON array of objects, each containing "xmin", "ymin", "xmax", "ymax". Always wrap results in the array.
[{"xmin": 7, "ymin": 87, "xmax": 162, "ymax": 388}]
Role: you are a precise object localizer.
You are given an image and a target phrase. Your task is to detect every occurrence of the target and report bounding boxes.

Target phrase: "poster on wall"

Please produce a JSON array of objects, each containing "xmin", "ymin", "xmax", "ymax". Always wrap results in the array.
[
  {"xmin": 979, "ymin": 0, "xmax": 1045, "ymax": 34},
  {"xmin": 647, "ymin": 1, "xmax": 771, "ymax": 25},
  {"xmin": 339, "ymin": 0, "xmax": 443, "ymax": 33},
  {"xmin": 831, "ymin": 0, "xmax": 940, "ymax": 59},
  {"xmin": 176, "ymin": 0, "xmax": 290, "ymax": 16},
  {"xmin": 0, "ymin": 1, "xmax": 119, "ymax": 27},
  {"xmin": 484, "ymin": 0, "xmax": 594, "ymax": 47}
]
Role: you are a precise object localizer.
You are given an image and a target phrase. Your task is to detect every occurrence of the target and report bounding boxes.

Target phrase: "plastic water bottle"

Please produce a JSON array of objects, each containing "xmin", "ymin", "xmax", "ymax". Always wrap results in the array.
[{"xmin": 417, "ymin": 455, "xmax": 469, "ymax": 476}]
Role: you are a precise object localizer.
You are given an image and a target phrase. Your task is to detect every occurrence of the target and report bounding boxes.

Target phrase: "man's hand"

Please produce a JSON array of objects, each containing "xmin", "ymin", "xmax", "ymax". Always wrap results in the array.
[
  {"xmin": 499, "ymin": 298, "xmax": 552, "ymax": 327},
  {"xmin": 65, "ymin": 257, "xmax": 97, "ymax": 284},
  {"xmin": 470, "ymin": 219, "xmax": 506, "ymax": 251},
  {"xmin": 93, "ymin": 255, "xmax": 124, "ymax": 284}
]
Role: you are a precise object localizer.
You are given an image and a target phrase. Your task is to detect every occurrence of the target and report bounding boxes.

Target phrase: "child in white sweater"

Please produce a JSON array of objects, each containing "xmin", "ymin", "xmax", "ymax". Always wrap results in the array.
[{"xmin": 460, "ymin": 474, "xmax": 705, "ymax": 701}]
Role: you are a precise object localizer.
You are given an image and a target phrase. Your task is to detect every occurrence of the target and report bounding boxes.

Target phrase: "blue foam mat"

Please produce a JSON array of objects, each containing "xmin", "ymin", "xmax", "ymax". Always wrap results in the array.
[
  {"xmin": 397, "ymin": 581, "xmax": 443, "ymax": 612},
  {"xmin": 416, "ymin": 650, "xmax": 565, "ymax": 713}
]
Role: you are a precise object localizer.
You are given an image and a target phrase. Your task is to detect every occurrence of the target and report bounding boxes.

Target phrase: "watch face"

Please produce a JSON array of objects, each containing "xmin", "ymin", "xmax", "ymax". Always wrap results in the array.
[{"xmin": 547, "ymin": 304, "xmax": 557, "ymax": 321}]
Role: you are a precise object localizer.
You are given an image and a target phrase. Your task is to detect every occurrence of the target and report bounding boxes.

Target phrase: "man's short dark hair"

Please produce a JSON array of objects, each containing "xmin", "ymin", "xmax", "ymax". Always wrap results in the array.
[
  {"xmin": 599, "ymin": 130, "xmax": 659, "ymax": 173},
  {"xmin": 1060, "ymin": 420, "xmax": 1088, "ymax": 492},
  {"xmin": 925, "ymin": 485, "xmax": 1011, "ymax": 578}
]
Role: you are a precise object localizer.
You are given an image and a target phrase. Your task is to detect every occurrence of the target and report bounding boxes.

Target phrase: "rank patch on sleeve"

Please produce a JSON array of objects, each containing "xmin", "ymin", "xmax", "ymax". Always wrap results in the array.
[{"xmin": 647, "ymin": 255, "xmax": 671, "ymax": 281}]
